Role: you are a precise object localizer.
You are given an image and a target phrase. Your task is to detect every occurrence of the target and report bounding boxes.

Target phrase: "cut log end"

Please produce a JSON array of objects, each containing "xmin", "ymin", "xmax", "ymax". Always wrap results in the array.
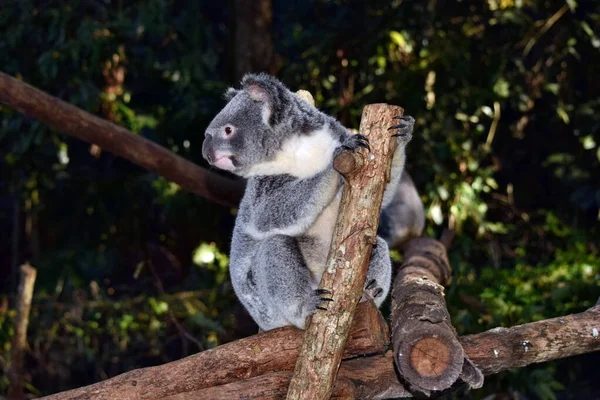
[
  {"xmin": 333, "ymin": 150, "xmax": 362, "ymax": 175},
  {"xmin": 396, "ymin": 331, "xmax": 464, "ymax": 393},
  {"xmin": 410, "ymin": 337, "xmax": 450, "ymax": 378}
]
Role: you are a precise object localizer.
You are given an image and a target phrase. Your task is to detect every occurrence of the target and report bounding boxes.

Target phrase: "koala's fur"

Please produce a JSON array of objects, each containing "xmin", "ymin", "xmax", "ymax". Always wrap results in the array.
[{"xmin": 202, "ymin": 73, "xmax": 420, "ymax": 330}]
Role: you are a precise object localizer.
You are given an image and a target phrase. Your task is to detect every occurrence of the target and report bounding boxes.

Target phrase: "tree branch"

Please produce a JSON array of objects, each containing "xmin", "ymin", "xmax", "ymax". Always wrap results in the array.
[
  {"xmin": 286, "ymin": 104, "xmax": 402, "ymax": 400},
  {"xmin": 39, "ymin": 301, "xmax": 389, "ymax": 400},
  {"xmin": 459, "ymin": 301, "xmax": 600, "ymax": 375},
  {"xmin": 0, "ymin": 71, "xmax": 244, "ymax": 208}
]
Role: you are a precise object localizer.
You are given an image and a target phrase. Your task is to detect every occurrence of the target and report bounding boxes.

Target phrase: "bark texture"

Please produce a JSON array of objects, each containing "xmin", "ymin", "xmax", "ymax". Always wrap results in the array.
[
  {"xmin": 162, "ymin": 354, "xmax": 410, "ymax": 400},
  {"xmin": 7, "ymin": 264, "xmax": 37, "ymax": 400},
  {"xmin": 391, "ymin": 238, "xmax": 483, "ymax": 395},
  {"xmin": 39, "ymin": 301, "xmax": 388, "ymax": 400},
  {"xmin": 286, "ymin": 104, "xmax": 404, "ymax": 400},
  {"xmin": 0, "ymin": 72, "xmax": 244, "ymax": 208}
]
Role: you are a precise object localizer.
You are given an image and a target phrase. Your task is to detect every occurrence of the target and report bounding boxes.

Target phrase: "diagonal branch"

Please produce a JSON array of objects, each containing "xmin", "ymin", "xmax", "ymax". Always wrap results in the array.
[
  {"xmin": 286, "ymin": 104, "xmax": 403, "ymax": 399},
  {"xmin": 0, "ymin": 71, "xmax": 244, "ymax": 208}
]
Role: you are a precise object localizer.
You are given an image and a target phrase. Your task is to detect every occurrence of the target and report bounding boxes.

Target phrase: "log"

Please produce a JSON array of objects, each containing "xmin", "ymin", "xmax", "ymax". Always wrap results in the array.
[
  {"xmin": 39, "ymin": 301, "xmax": 389, "ymax": 400},
  {"xmin": 7, "ymin": 263, "xmax": 37, "ymax": 400},
  {"xmin": 0, "ymin": 72, "xmax": 244, "ymax": 208},
  {"xmin": 163, "ymin": 354, "xmax": 408, "ymax": 400},
  {"xmin": 286, "ymin": 104, "xmax": 403, "ymax": 400},
  {"xmin": 391, "ymin": 238, "xmax": 483, "ymax": 395}
]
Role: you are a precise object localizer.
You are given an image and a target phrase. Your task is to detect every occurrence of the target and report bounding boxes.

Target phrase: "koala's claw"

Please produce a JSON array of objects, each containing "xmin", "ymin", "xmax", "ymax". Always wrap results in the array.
[
  {"xmin": 313, "ymin": 289, "xmax": 333, "ymax": 311},
  {"xmin": 362, "ymin": 279, "xmax": 384, "ymax": 301},
  {"xmin": 340, "ymin": 133, "xmax": 371, "ymax": 152},
  {"xmin": 389, "ymin": 115, "xmax": 415, "ymax": 141}
]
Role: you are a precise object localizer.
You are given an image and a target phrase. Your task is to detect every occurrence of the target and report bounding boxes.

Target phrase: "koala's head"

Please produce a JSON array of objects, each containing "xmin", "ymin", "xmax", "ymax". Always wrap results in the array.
[{"xmin": 202, "ymin": 73, "xmax": 293, "ymax": 177}]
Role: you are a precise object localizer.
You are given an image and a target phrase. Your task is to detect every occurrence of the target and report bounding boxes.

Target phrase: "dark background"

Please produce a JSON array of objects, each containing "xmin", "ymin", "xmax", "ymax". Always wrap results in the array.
[{"xmin": 1, "ymin": 0, "xmax": 599, "ymax": 398}]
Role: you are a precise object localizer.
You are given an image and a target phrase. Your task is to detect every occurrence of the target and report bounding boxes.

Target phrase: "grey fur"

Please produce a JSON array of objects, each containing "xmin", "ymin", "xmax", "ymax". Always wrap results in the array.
[{"xmin": 202, "ymin": 73, "xmax": 419, "ymax": 330}]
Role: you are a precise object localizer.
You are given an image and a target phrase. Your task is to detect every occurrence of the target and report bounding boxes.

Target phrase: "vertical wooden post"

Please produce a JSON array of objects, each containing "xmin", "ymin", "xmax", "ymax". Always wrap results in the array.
[
  {"xmin": 286, "ymin": 104, "xmax": 403, "ymax": 399},
  {"xmin": 7, "ymin": 263, "xmax": 37, "ymax": 400}
]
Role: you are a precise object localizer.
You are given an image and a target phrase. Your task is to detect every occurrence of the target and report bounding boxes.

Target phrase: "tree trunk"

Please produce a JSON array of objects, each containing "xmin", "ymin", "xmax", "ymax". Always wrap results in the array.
[{"xmin": 231, "ymin": 0, "xmax": 277, "ymax": 81}]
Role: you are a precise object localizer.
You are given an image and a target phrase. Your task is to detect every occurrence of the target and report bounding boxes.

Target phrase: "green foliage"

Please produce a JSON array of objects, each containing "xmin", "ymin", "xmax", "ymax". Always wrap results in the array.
[{"xmin": 1, "ymin": 0, "xmax": 599, "ymax": 398}]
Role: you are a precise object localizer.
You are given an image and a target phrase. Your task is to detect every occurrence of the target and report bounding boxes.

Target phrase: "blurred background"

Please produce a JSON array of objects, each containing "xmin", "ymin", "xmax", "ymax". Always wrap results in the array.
[{"xmin": 1, "ymin": 0, "xmax": 599, "ymax": 398}]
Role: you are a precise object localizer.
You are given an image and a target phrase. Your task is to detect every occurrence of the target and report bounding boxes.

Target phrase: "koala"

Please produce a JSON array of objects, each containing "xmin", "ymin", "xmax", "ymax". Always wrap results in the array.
[{"xmin": 202, "ymin": 73, "xmax": 418, "ymax": 331}]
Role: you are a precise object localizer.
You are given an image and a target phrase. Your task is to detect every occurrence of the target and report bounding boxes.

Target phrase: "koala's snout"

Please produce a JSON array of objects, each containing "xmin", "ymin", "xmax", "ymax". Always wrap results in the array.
[{"xmin": 202, "ymin": 135, "xmax": 236, "ymax": 171}]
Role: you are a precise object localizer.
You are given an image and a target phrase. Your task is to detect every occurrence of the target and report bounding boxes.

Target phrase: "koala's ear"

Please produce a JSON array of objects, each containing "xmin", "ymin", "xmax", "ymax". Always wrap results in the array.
[
  {"xmin": 246, "ymin": 84, "xmax": 271, "ymax": 103},
  {"xmin": 241, "ymin": 73, "xmax": 275, "ymax": 104},
  {"xmin": 241, "ymin": 73, "xmax": 281, "ymax": 125}
]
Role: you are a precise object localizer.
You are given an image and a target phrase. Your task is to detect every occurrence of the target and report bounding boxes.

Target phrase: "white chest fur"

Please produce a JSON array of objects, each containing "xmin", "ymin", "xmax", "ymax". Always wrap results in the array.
[{"xmin": 247, "ymin": 127, "xmax": 340, "ymax": 178}]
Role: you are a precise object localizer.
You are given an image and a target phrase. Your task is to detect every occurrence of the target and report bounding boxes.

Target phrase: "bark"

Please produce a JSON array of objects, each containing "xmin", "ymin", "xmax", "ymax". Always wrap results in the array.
[
  {"xmin": 391, "ymin": 238, "xmax": 483, "ymax": 395},
  {"xmin": 7, "ymin": 263, "xmax": 37, "ymax": 400},
  {"xmin": 39, "ymin": 301, "xmax": 389, "ymax": 400},
  {"xmin": 286, "ymin": 104, "xmax": 403, "ymax": 400},
  {"xmin": 0, "ymin": 72, "xmax": 244, "ymax": 208}
]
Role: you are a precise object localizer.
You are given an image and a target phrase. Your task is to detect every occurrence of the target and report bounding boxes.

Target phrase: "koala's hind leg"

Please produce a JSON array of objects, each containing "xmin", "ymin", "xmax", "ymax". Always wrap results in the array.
[
  {"xmin": 259, "ymin": 235, "xmax": 332, "ymax": 330},
  {"xmin": 363, "ymin": 236, "xmax": 392, "ymax": 306}
]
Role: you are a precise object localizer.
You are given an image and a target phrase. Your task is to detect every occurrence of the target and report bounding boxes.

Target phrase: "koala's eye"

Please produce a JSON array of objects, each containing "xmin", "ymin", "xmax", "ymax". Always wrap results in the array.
[{"xmin": 224, "ymin": 126, "xmax": 233, "ymax": 136}]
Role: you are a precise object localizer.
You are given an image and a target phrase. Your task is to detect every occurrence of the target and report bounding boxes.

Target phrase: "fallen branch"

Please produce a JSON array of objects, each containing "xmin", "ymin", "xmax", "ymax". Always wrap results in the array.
[
  {"xmin": 39, "ymin": 301, "xmax": 389, "ymax": 400},
  {"xmin": 391, "ymin": 238, "xmax": 483, "ymax": 395},
  {"xmin": 7, "ymin": 263, "xmax": 37, "ymax": 400},
  {"xmin": 0, "ymin": 72, "xmax": 244, "ymax": 208},
  {"xmin": 286, "ymin": 104, "xmax": 402, "ymax": 400}
]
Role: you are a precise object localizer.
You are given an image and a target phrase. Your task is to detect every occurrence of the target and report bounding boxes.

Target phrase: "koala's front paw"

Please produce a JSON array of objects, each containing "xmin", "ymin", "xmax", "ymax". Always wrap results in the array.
[
  {"xmin": 339, "ymin": 133, "xmax": 370, "ymax": 153},
  {"xmin": 388, "ymin": 115, "xmax": 414, "ymax": 144},
  {"xmin": 290, "ymin": 289, "xmax": 333, "ymax": 329},
  {"xmin": 300, "ymin": 288, "xmax": 333, "ymax": 315},
  {"xmin": 361, "ymin": 279, "xmax": 384, "ymax": 302}
]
